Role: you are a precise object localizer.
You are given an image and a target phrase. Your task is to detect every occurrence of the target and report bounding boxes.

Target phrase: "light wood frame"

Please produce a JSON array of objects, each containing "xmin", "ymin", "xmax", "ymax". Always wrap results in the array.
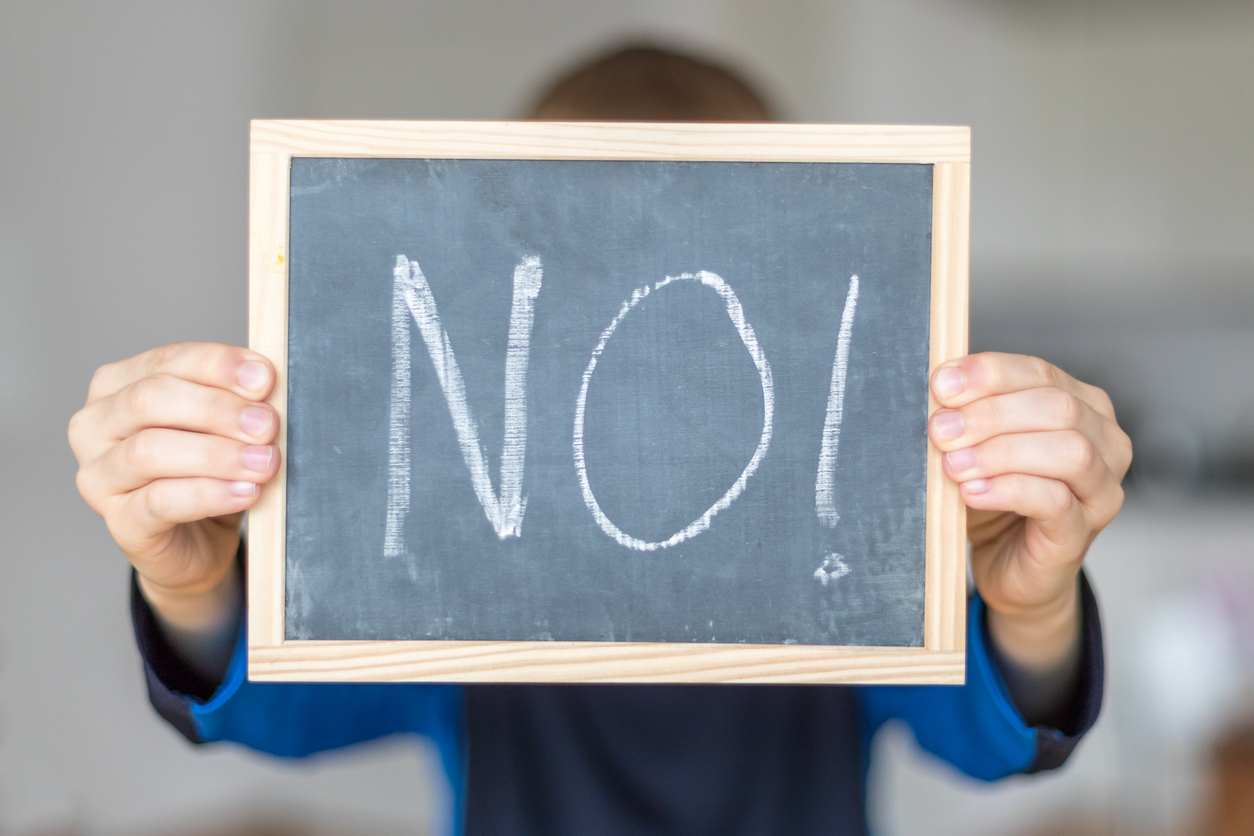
[{"xmin": 248, "ymin": 120, "xmax": 970, "ymax": 685}]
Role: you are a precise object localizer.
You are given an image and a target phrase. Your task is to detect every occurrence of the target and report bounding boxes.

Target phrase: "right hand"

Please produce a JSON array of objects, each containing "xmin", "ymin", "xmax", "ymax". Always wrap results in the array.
[{"xmin": 69, "ymin": 342, "xmax": 280, "ymax": 619}]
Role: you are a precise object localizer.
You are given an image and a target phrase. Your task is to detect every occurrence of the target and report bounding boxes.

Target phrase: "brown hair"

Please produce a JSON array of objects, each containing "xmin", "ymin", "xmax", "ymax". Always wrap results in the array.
[{"xmin": 527, "ymin": 44, "xmax": 774, "ymax": 123}]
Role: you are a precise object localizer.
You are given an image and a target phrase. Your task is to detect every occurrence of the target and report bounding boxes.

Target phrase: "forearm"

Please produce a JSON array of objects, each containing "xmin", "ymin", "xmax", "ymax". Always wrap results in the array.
[
  {"xmin": 986, "ymin": 577, "xmax": 1083, "ymax": 728},
  {"xmin": 138, "ymin": 561, "xmax": 243, "ymax": 684}
]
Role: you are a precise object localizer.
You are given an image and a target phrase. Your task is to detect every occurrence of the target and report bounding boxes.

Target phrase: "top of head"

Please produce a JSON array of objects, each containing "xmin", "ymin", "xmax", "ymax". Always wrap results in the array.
[{"xmin": 526, "ymin": 44, "xmax": 774, "ymax": 124}]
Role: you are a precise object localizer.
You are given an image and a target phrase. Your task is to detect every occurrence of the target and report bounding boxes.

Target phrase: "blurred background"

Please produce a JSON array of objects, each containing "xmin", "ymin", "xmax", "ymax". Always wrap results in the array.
[{"xmin": 1, "ymin": 1, "xmax": 1252, "ymax": 834}]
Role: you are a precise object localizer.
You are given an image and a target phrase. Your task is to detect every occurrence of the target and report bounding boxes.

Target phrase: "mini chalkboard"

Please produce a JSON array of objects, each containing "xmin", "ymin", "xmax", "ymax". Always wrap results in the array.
[{"xmin": 247, "ymin": 120, "xmax": 969, "ymax": 684}]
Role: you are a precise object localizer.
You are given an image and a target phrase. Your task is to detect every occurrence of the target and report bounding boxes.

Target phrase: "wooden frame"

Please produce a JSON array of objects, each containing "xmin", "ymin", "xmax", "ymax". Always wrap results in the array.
[{"xmin": 248, "ymin": 120, "xmax": 969, "ymax": 684}]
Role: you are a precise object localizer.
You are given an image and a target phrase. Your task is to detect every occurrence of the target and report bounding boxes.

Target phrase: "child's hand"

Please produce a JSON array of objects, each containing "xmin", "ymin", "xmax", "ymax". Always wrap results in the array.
[
  {"xmin": 929, "ymin": 352, "xmax": 1131, "ymax": 671},
  {"xmin": 69, "ymin": 343, "xmax": 280, "ymax": 632}
]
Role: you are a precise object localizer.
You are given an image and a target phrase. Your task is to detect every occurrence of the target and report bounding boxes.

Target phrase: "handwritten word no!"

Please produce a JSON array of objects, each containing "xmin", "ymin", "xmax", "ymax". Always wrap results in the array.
[{"xmin": 385, "ymin": 255, "xmax": 859, "ymax": 557}]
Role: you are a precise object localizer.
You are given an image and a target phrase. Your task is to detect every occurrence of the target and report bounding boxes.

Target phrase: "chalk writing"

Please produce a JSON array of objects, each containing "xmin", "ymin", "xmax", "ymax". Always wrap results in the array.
[
  {"xmin": 383, "ymin": 268, "xmax": 413, "ymax": 557},
  {"xmin": 573, "ymin": 271, "xmax": 775, "ymax": 551},
  {"xmin": 816, "ymin": 275, "xmax": 860, "ymax": 529},
  {"xmin": 387, "ymin": 255, "xmax": 542, "ymax": 552},
  {"xmin": 387, "ymin": 261, "xmax": 864, "ymax": 561},
  {"xmin": 813, "ymin": 553, "xmax": 851, "ymax": 586}
]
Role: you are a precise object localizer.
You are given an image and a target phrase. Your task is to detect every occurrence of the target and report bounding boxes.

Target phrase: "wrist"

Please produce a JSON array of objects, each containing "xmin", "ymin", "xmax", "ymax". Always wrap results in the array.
[
  {"xmin": 986, "ymin": 576, "xmax": 1081, "ymax": 673},
  {"xmin": 138, "ymin": 561, "xmax": 242, "ymax": 636}
]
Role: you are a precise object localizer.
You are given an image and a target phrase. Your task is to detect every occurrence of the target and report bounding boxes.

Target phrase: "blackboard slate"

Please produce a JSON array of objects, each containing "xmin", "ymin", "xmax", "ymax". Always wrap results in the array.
[{"xmin": 285, "ymin": 157, "xmax": 933, "ymax": 647}]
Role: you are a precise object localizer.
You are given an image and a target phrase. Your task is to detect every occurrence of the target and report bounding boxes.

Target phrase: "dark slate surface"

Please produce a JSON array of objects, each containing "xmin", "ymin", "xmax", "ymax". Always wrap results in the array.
[{"xmin": 285, "ymin": 158, "xmax": 932, "ymax": 646}]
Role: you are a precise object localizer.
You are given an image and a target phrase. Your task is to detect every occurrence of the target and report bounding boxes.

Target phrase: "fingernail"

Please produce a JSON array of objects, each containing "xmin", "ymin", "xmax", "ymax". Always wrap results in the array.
[
  {"xmin": 932, "ymin": 410, "xmax": 964, "ymax": 440},
  {"xmin": 240, "ymin": 406, "xmax": 271, "ymax": 437},
  {"xmin": 935, "ymin": 367, "xmax": 966, "ymax": 399},
  {"xmin": 229, "ymin": 481, "xmax": 258, "ymax": 497},
  {"xmin": 945, "ymin": 447, "xmax": 976, "ymax": 472},
  {"xmin": 963, "ymin": 478, "xmax": 991, "ymax": 495},
  {"xmin": 241, "ymin": 445, "xmax": 273, "ymax": 472},
  {"xmin": 238, "ymin": 361, "xmax": 269, "ymax": 391}
]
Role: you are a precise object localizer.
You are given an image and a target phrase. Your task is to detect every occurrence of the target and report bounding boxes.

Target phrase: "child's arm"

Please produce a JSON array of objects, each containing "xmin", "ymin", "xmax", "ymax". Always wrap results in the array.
[
  {"xmin": 70, "ymin": 343, "xmax": 468, "ymax": 813},
  {"xmin": 69, "ymin": 342, "xmax": 280, "ymax": 678},
  {"xmin": 928, "ymin": 352, "xmax": 1130, "ymax": 723}
]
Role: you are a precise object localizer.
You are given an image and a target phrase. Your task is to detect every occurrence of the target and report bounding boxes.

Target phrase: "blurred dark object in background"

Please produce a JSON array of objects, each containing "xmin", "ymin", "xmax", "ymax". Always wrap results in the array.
[
  {"xmin": 1011, "ymin": 722, "xmax": 1254, "ymax": 836},
  {"xmin": 1203, "ymin": 721, "xmax": 1254, "ymax": 836},
  {"xmin": 972, "ymin": 311, "xmax": 1254, "ymax": 497}
]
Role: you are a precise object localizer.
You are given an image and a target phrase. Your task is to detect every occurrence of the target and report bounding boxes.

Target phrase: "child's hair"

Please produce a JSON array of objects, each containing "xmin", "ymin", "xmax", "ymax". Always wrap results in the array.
[{"xmin": 526, "ymin": 44, "xmax": 774, "ymax": 122}]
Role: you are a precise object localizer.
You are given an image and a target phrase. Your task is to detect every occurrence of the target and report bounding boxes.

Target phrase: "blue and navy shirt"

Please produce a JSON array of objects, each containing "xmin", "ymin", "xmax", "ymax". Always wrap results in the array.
[{"xmin": 131, "ymin": 568, "xmax": 1103, "ymax": 836}]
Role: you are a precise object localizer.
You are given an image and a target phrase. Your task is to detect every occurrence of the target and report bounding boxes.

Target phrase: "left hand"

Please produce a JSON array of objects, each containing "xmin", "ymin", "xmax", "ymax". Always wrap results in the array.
[{"xmin": 928, "ymin": 352, "xmax": 1132, "ymax": 669}]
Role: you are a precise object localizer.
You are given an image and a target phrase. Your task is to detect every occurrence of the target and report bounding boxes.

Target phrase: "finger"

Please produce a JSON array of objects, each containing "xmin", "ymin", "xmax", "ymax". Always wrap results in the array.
[
  {"xmin": 119, "ymin": 476, "xmax": 265, "ymax": 530},
  {"xmin": 942, "ymin": 430, "xmax": 1118, "ymax": 509},
  {"xmin": 957, "ymin": 473, "xmax": 1088, "ymax": 548},
  {"xmin": 931, "ymin": 352, "xmax": 1112, "ymax": 417},
  {"xmin": 958, "ymin": 473, "xmax": 1099, "ymax": 577},
  {"xmin": 85, "ymin": 342, "xmax": 274, "ymax": 406},
  {"xmin": 928, "ymin": 386, "xmax": 1113, "ymax": 454},
  {"xmin": 71, "ymin": 375, "xmax": 278, "ymax": 464},
  {"xmin": 82, "ymin": 428, "xmax": 279, "ymax": 499}
]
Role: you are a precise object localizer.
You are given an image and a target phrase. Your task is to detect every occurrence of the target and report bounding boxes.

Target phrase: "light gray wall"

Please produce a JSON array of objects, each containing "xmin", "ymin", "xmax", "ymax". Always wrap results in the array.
[{"xmin": 1, "ymin": 2, "xmax": 1251, "ymax": 834}]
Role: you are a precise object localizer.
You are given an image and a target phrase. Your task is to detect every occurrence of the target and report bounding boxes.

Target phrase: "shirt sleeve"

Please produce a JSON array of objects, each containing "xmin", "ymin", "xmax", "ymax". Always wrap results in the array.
[
  {"xmin": 129, "ymin": 569, "xmax": 466, "ymax": 786},
  {"xmin": 857, "ymin": 570, "xmax": 1104, "ymax": 780}
]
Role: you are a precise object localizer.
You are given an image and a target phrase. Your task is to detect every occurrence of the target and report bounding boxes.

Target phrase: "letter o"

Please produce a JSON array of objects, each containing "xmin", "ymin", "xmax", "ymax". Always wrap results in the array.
[{"xmin": 573, "ymin": 271, "xmax": 774, "ymax": 551}]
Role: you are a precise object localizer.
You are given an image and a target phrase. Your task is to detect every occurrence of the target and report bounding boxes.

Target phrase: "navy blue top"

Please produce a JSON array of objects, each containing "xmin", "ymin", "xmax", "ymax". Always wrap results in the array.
[{"xmin": 131, "ymin": 568, "xmax": 1103, "ymax": 836}]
